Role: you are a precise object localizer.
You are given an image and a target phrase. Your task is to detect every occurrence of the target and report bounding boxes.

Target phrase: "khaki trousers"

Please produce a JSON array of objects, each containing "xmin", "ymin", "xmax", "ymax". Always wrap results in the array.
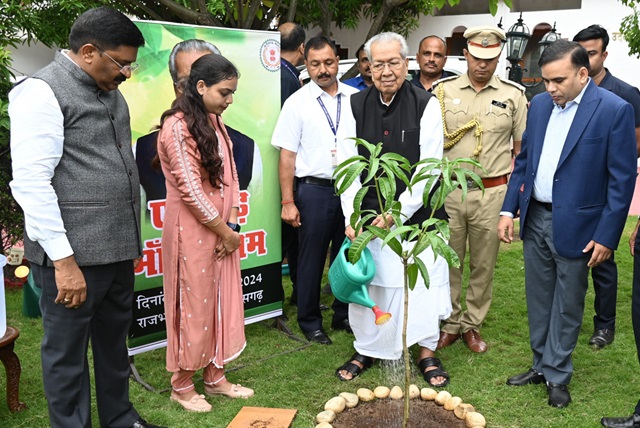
[{"xmin": 442, "ymin": 185, "xmax": 506, "ymax": 334}]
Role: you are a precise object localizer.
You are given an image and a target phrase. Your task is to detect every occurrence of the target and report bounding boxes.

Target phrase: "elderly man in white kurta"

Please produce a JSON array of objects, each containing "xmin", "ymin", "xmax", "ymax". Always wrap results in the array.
[{"xmin": 335, "ymin": 32, "xmax": 452, "ymax": 387}]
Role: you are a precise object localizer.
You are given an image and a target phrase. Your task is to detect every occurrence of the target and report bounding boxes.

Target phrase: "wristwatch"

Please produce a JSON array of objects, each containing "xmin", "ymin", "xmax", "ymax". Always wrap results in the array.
[{"xmin": 227, "ymin": 222, "xmax": 241, "ymax": 233}]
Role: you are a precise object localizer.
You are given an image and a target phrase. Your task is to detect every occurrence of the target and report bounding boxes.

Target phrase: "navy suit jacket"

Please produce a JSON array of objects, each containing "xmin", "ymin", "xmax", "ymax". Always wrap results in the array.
[
  {"xmin": 502, "ymin": 79, "xmax": 637, "ymax": 258},
  {"xmin": 136, "ymin": 125, "xmax": 255, "ymax": 202}
]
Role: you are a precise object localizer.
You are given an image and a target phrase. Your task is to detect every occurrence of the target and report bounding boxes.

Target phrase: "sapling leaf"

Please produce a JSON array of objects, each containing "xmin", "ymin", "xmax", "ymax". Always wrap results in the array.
[
  {"xmin": 354, "ymin": 212, "xmax": 378, "ymax": 236},
  {"xmin": 353, "ymin": 186, "xmax": 369, "ymax": 215},
  {"xmin": 368, "ymin": 225, "xmax": 403, "ymax": 256},
  {"xmin": 347, "ymin": 230, "xmax": 374, "ymax": 263},
  {"xmin": 383, "ymin": 225, "xmax": 415, "ymax": 245},
  {"xmin": 407, "ymin": 263, "xmax": 418, "ymax": 291},
  {"xmin": 335, "ymin": 162, "xmax": 367, "ymax": 194},
  {"xmin": 363, "ymin": 157, "xmax": 380, "ymax": 184},
  {"xmin": 414, "ymin": 256, "xmax": 430, "ymax": 290}
]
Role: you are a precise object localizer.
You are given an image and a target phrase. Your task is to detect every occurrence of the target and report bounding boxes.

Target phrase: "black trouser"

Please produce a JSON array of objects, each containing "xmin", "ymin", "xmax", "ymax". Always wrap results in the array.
[
  {"xmin": 295, "ymin": 180, "xmax": 348, "ymax": 332},
  {"xmin": 281, "ymin": 221, "xmax": 298, "ymax": 299},
  {"xmin": 591, "ymin": 254, "xmax": 617, "ymax": 330},
  {"xmin": 34, "ymin": 260, "xmax": 140, "ymax": 428}
]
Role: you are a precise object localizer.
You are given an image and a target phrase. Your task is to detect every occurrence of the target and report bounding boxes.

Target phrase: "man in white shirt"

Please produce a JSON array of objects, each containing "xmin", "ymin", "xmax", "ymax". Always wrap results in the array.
[
  {"xmin": 271, "ymin": 35, "xmax": 358, "ymax": 344},
  {"xmin": 9, "ymin": 7, "xmax": 162, "ymax": 428}
]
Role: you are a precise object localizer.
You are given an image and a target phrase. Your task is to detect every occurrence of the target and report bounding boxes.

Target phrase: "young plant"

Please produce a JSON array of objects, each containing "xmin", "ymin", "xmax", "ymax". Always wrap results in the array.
[{"xmin": 333, "ymin": 137, "xmax": 483, "ymax": 428}]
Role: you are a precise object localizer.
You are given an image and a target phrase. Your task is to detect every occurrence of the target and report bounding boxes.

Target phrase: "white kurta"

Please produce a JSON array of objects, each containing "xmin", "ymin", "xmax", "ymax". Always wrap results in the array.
[{"xmin": 338, "ymin": 94, "xmax": 452, "ymax": 360}]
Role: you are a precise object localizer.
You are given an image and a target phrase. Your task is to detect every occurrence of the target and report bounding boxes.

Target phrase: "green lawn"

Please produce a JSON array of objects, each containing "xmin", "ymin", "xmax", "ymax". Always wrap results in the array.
[{"xmin": 1, "ymin": 217, "xmax": 639, "ymax": 427}]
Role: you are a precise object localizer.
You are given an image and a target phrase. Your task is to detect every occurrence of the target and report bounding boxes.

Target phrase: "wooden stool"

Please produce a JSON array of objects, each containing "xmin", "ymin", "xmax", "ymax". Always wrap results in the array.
[{"xmin": 0, "ymin": 326, "xmax": 26, "ymax": 412}]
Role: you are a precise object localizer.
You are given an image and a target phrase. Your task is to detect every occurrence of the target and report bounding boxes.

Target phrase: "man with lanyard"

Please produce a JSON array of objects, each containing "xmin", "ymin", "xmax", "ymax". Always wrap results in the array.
[
  {"xmin": 413, "ymin": 35, "xmax": 454, "ymax": 92},
  {"xmin": 271, "ymin": 35, "xmax": 357, "ymax": 344},
  {"xmin": 343, "ymin": 44, "xmax": 373, "ymax": 91},
  {"xmin": 573, "ymin": 24, "xmax": 640, "ymax": 350},
  {"xmin": 433, "ymin": 26, "xmax": 527, "ymax": 353}
]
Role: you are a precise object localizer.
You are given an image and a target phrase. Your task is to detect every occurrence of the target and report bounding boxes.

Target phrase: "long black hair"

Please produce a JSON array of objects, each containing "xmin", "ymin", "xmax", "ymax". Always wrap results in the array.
[{"xmin": 159, "ymin": 54, "xmax": 239, "ymax": 187}]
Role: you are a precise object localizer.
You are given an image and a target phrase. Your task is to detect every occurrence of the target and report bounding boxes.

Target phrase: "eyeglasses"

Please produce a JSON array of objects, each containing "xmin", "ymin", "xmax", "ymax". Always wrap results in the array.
[
  {"xmin": 94, "ymin": 45, "xmax": 140, "ymax": 74},
  {"xmin": 371, "ymin": 60, "xmax": 404, "ymax": 72}
]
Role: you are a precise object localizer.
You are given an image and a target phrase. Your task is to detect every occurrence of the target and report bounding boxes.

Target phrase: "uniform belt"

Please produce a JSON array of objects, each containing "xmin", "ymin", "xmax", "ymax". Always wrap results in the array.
[
  {"xmin": 298, "ymin": 176, "xmax": 335, "ymax": 187},
  {"xmin": 532, "ymin": 198, "xmax": 553, "ymax": 211},
  {"xmin": 467, "ymin": 174, "xmax": 508, "ymax": 190}
]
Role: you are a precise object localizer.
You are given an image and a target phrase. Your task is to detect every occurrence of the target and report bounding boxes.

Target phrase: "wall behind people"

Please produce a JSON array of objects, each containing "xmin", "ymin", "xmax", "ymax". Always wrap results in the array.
[{"xmin": 321, "ymin": 0, "xmax": 638, "ymax": 87}]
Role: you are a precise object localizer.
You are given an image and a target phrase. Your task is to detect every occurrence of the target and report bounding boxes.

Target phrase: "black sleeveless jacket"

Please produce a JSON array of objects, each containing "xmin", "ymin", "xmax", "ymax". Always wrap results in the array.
[{"xmin": 350, "ymin": 81, "xmax": 447, "ymax": 227}]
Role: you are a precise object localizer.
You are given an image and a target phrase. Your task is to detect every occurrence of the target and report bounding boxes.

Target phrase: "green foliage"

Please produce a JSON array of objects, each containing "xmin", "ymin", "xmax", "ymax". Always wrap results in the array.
[
  {"xmin": 0, "ymin": 42, "xmax": 23, "ymax": 254},
  {"xmin": 621, "ymin": 0, "xmax": 640, "ymax": 57},
  {"xmin": 333, "ymin": 137, "xmax": 483, "ymax": 290}
]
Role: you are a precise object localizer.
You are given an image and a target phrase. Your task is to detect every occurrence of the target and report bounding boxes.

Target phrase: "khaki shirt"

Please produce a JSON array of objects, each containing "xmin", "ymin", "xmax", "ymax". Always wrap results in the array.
[{"xmin": 434, "ymin": 73, "xmax": 527, "ymax": 177}]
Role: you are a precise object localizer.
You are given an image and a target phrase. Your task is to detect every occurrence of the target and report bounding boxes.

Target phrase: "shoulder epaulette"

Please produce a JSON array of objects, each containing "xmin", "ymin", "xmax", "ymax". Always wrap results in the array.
[
  {"xmin": 498, "ymin": 76, "xmax": 526, "ymax": 93},
  {"xmin": 432, "ymin": 74, "xmax": 460, "ymax": 89}
]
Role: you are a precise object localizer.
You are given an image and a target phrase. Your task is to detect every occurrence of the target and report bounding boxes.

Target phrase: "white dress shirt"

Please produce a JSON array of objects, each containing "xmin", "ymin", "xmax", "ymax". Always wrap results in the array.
[
  {"xmin": 271, "ymin": 80, "xmax": 358, "ymax": 179},
  {"xmin": 533, "ymin": 81, "xmax": 589, "ymax": 203},
  {"xmin": 500, "ymin": 80, "xmax": 589, "ymax": 218},
  {"xmin": 9, "ymin": 53, "xmax": 79, "ymax": 261}
]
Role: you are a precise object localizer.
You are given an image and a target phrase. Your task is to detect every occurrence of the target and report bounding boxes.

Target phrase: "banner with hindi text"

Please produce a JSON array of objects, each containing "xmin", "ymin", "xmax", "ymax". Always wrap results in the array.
[{"xmin": 120, "ymin": 21, "xmax": 282, "ymax": 355}]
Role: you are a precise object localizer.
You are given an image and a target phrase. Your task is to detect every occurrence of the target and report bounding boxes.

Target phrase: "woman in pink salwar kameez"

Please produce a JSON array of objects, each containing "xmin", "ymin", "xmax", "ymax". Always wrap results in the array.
[{"xmin": 156, "ymin": 54, "xmax": 253, "ymax": 413}]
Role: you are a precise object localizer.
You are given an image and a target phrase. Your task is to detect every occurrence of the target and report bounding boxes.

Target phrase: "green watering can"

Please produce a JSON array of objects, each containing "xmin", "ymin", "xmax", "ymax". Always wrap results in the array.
[{"xmin": 329, "ymin": 238, "xmax": 391, "ymax": 325}]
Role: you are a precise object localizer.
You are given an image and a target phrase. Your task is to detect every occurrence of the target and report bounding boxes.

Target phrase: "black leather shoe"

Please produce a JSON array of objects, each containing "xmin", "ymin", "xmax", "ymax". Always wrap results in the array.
[
  {"xmin": 132, "ymin": 419, "xmax": 166, "ymax": 428},
  {"xmin": 506, "ymin": 368, "xmax": 545, "ymax": 386},
  {"xmin": 601, "ymin": 413, "xmax": 640, "ymax": 427},
  {"xmin": 589, "ymin": 328, "xmax": 615, "ymax": 348},
  {"xmin": 331, "ymin": 318, "xmax": 353, "ymax": 334},
  {"xmin": 547, "ymin": 382, "xmax": 571, "ymax": 408},
  {"xmin": 303, "ymin": 329, "xmax": 332, "ymax": 345}
]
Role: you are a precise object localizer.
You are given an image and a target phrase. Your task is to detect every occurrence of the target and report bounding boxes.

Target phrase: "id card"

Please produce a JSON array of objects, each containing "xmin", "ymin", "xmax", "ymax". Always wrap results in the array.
[{"xmin": 331, "ymin": 149, "xmax": 337, "ymax": 168}]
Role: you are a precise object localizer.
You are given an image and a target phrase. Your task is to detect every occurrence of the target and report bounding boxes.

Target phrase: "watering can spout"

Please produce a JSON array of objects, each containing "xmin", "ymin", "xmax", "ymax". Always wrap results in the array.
[{"xmin": 328, "ymin": 238, "xmax": 392, "ymax": 325}]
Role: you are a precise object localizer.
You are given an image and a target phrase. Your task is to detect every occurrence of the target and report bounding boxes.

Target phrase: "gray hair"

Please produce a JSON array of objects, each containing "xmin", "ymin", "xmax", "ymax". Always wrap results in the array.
[
  {"xmin": 364, "ymin": 32, "xmax": 409, "ymax": 61},
  {"xmin": 168, "ymin": 39, "xmax": 221, "ymax": 83}
]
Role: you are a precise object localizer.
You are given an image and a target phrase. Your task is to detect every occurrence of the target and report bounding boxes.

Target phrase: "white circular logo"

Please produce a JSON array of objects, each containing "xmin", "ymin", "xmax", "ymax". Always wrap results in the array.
[{"xmin": 260, "ymin": 39, "xmax": 280, "ymax": 72}]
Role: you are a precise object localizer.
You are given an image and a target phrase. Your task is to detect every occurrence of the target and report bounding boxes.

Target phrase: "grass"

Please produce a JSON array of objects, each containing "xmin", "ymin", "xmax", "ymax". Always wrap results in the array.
[{"xmin": 1, "ymin": 217, "xmax": 639, "ymax": 427}]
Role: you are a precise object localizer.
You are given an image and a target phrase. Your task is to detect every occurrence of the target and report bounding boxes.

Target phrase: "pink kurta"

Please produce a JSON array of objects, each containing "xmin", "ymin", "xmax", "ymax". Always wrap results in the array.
[{"xmin": 158, "ymin": 112, "xmax": 245, "ymax": 372}]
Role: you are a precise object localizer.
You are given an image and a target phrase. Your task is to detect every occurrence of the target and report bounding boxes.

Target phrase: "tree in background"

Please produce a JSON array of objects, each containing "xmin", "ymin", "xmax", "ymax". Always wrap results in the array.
[
  {"xmin": 621, "ymin": 0, "xmax": 640, "ymax": 56},
  {"xmin": 0, "ymin": 1, "xmax": 31, "ymax": 255}
]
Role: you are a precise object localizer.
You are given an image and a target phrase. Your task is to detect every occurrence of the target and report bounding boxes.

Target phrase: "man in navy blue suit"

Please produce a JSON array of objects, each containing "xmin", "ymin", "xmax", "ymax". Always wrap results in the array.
[{"xmin": 498, "ymin": 40, "xmax": 637, "ymax": 409}]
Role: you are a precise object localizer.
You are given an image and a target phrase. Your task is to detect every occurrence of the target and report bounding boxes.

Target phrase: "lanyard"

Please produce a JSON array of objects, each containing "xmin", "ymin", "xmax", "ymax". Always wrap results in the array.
[
  {"xmin": 317, "ymin": 95, "xmax": 341, "ymax": 144},
  {"xmin": 281, "ymin": 60, "xmax": 301, "ymax": 88}
]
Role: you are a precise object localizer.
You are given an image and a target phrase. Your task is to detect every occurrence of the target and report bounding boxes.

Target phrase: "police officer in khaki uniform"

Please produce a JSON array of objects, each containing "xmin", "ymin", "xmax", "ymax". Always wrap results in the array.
[{"xmin": 433, "ymin": 26, "xmax": 528, "ymax": 353}]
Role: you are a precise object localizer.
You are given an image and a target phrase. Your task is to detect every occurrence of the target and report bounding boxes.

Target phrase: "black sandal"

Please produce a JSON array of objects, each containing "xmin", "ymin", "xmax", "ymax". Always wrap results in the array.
[
  {"xmin": 335, "ymin": 352, "xmax": 374, "ymax": 381},
  {"xmin": 418, "ymin": 357, "xmax": 450, "ymax": 387}
]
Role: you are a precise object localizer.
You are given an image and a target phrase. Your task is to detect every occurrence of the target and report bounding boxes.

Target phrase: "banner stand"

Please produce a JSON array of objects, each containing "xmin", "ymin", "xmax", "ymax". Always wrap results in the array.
[
  {"xmin": 267, "ymin": 316, "xmax": 308, "ymax": 343},
  {"xmin": 125, "ymin": 21, "xmax": 285, "ymax": 359},
  {"xmin": 129, "ymin": 356, "xmax": 158, "ymax": 393}
]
